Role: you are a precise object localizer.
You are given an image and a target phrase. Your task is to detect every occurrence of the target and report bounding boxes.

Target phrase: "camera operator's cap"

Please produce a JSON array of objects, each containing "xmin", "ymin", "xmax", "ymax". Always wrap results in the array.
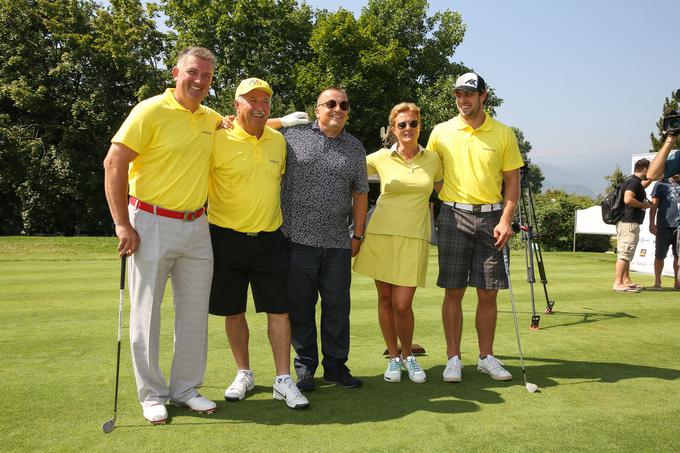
[
  {"xmin": 234, "ymin": 77, "xmax": 273, "ymax": 100},
  {"xmin": 454, "ymin": 72, "xmax": 487, "ymax": 93}
]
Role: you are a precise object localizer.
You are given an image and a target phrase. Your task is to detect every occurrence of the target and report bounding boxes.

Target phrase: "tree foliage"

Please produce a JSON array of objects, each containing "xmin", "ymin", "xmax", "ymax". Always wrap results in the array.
[
  {"xmin": 0, "ymin": 0, "xmax": 167, "ymax": 234},
  {"xmin": 602, "ymin": 165, "xmax": 626, "ymax": 197},
  {"xmin": 650, "ymin": 90, "xmax": 680, "ymax": 152},
  {"xmin": 163, "ymin": 0, "xmax": 314, "ymax": 116}
]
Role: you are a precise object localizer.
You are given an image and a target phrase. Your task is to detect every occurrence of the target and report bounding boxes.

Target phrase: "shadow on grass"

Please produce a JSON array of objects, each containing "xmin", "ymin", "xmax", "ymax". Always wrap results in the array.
[
  {"xmin": 497, "ymin": 308, "xmax": 637, "ymax": 330},
  {"xmin": 495, "ymin": 355, "xmax": 680, "ymax": 389},
  {"xmin": 111, "ymin": 355, "xmax": 680, "ymax": 428}
]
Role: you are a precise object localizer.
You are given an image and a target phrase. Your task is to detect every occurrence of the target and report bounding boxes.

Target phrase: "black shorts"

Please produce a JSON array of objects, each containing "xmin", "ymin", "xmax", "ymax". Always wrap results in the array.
[
  {"xmin": 436, "ymin": 206, "xmax": 507, "ymax": 289},
  {"xmin": 209, "ymin": 225, "xmax": 288, "ymax": 316},
  {"xmin": 655, "ymin": 228, "xmax": 678, "ymax": 259}
]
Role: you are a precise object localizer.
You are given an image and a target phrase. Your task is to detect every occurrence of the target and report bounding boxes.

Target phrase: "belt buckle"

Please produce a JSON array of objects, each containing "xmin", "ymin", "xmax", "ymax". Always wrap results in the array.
[
  {"xmin": 182, "ymin": 211, "xmax": 193, "ymax": 222},
  {"xmin": 472, "ymin": 204, "xmax": 481, "ymax": 213},
  {"xmin": 246, "ymin": 232, "xmax": 258, "ymax": 237}
]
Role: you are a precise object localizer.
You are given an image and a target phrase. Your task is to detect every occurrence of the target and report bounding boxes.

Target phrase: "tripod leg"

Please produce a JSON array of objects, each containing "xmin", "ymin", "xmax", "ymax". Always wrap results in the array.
[
  {"xmin": 524, "ymin": 182, "xmax": 555, "ymax": 316},
  {"xmin": 527, "ymin": 234, "xmax": 540, "ymax": 331}
]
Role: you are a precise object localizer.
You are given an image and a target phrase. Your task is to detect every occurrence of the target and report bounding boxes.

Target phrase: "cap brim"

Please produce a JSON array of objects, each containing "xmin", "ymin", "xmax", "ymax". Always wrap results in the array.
[
  {"xmin": 236, "ymin": 87, "xmax": 273, "ymax": 98},
  {"xmin": 454, "ymin": 86, "xmax": 479, "ymax": 93}
]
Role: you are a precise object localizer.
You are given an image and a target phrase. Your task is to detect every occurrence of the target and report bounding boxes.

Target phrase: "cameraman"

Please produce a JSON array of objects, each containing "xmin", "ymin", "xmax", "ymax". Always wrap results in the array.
[
  {"xmin": 613, "ymin": 159, "xmax": 652, "ymax": 292},
  {"xmin": 647, "ymin": 134, "xmax": 678, "ymax": 181}
]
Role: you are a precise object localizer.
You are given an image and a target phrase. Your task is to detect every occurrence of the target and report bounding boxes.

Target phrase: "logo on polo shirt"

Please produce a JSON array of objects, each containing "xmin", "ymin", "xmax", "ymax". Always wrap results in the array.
[{"xmin": 202, "ymin": 130, "xmax": 212, "ymax": 135}]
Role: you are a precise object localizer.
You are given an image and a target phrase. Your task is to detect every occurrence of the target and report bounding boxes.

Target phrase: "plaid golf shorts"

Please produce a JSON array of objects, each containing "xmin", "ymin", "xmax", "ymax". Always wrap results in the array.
[{"xmin": 436, "ymin": 205, "xmax": 507, "ymax": 289}]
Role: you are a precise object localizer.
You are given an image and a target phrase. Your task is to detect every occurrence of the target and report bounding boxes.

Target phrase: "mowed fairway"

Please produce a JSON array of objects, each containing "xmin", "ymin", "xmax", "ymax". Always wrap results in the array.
[{"xmin": 1, "ymin": 237, "xmax": 679, "ymax": 452}]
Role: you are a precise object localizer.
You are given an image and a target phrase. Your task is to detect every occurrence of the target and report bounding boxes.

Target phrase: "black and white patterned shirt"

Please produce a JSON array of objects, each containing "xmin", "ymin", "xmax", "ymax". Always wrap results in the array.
[{"xmin": 281, "ymin": 121, "xmax": 369, "ymax": 249}]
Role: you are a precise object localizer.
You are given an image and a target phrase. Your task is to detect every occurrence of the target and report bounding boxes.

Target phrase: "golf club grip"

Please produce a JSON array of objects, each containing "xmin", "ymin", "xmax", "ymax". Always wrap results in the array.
[{"xmin": 120, "ymin": 256, "xmax": 126, "ymax": 290}]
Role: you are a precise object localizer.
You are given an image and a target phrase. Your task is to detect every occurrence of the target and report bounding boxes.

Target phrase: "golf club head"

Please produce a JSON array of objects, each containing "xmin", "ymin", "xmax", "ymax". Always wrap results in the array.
[
  {"xmin": 525, "ymin": 382, "xmax": 539, "ymax": 393},
  {"xmin": 101, "ymin": 419, "xmax": 115, "ymax": 433}
]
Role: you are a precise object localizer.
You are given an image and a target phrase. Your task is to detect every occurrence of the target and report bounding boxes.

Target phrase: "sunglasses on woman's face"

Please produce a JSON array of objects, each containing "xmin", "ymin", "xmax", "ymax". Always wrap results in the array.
[
  {"xmin": 317, "ymin": 99, "xmax": 350, "ymax": 111},
  {"xmin": 396, "ymin": 120, "xmax": 419, "ymax": 130}
]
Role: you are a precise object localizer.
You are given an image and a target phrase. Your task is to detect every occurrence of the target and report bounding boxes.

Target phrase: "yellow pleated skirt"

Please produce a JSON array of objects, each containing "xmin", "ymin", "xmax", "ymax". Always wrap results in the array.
[{"xmin": 353, "ymin": 233, "xmax": 429, "ymax": 287}]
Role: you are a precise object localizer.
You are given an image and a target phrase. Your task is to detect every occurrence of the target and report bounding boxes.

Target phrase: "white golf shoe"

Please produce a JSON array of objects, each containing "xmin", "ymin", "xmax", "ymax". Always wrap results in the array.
[
  {"xmin": 142, "ymin": 402, "xmax": 167, "ymax": 425},
  {"xmin": 477, "ymin": 355, "xmax": 513, "ymax": 381},
  {"xmin": 184, "ymin": 395, "xmax": 217, "ymax": 414},
  {"xmin": 225, "ymin": 369, "xmax": 255, "ymax": 401},
  {"xmin": 273, "ymin": 376, "xmax": 309, "ymax": 410},
  {"xmin": 443, "ymin": 355, "xmax": 463, "ymax": 382},
  {"xmin": 384, "ymin": 357, "xmax": 402, "ymax": 382},
  {"xmin": 403, "ymin": 355, "xmax": 426, "ymax": 383}
]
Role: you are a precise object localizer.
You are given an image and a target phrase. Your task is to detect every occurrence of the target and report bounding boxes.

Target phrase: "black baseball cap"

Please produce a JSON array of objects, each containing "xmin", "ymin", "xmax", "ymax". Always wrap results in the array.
[{"xmin": 454, "ymin": 72, "xmax": 487, "ymax": 93}]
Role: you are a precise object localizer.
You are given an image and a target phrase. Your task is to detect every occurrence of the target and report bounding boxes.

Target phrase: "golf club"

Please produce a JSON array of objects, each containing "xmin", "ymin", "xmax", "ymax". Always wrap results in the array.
[
  {"xmin": 502, "ymin": 248, "xmax": 539, "ymax": 394},
  {"xmin": 101, "ymin": 256, "xmax": 127, "ymax": 433}
]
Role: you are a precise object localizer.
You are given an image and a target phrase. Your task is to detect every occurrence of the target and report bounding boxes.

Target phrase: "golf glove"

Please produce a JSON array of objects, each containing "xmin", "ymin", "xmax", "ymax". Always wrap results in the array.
[{"xmin": 280, "ymin": 112, "xmax": 309, "ymax": 127}]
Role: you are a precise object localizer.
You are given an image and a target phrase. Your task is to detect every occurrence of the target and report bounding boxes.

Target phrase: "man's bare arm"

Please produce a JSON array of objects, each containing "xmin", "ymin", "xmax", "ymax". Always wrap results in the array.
[{"xmin": 103, "ymin": 143, "xmax": 139, "ymax": 256}]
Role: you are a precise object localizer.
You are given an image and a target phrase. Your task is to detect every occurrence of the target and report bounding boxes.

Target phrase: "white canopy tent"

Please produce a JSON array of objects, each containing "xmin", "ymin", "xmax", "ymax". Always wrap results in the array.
[{"xmin": 573, "ymin": 206, "xmax": 616, "ymax": 252}]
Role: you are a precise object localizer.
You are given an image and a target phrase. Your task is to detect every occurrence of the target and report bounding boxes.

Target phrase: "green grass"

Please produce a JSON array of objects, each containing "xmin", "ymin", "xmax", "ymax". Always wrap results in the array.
[{"xmin": 1, "ymin": 237, "xmax": 679, "ymax": 452}]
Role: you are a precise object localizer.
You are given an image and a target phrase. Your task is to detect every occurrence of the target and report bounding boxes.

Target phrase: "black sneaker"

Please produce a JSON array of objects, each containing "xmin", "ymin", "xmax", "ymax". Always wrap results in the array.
[
  {"xmin": 297, "ymin": 375, "xmax": 315, "ymax": 392},
  {"xmin": 322, "ymin": 367, "xmax": 362, "ymax": 388}
]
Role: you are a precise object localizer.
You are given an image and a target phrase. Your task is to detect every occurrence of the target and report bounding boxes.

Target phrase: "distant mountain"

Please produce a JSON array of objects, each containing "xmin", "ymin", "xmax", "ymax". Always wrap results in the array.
[
  {"xmin": 535, "ymin": 161, "xmax": 601, "ymax": 198},
  {"xmin": 535, "ymin": 150, "xmax": 643, "ymax": 199}
]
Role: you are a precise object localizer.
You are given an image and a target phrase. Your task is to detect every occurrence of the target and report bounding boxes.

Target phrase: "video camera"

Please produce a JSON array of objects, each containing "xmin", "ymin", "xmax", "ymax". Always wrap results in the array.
[
  {"xmin": 663, "ymin": 112, "xmax": 680, "ymax": 135},
  {"xmin": 662, "ymin": 89, "xmax": 680, "ymax": 135}
]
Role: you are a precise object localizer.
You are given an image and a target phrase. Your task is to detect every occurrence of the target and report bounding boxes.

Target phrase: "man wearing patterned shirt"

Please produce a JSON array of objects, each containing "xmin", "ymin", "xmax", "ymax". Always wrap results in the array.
[{"xmin": 279, "ymin": 87, "xmax": 369, "ymax": 391}]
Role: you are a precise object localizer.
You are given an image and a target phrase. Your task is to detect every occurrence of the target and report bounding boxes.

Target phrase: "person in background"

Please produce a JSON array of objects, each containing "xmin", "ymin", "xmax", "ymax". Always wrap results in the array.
[
  {"xmin": 353, "ymin": 102, "xmax": 442, "ymax": 383},
  {"xmin": 649, "ymin": 174, "xmax": 680, "ymax": 290},
  {"xmin": 613, "ymin": 158, "xmax": 652, "ymax": 292}
]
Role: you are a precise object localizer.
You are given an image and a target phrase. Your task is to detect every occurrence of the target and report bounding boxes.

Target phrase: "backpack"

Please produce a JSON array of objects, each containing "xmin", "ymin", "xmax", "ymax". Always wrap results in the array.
[{"xmin": 601, "ymin": 180, "xmax": 627, "ymax": 225}]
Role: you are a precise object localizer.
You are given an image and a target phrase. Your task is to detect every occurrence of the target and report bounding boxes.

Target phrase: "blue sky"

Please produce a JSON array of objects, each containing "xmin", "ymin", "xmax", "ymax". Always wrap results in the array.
[{"xmin": 304, "ymin": 0, "xmax": 680, "ymax": 194}]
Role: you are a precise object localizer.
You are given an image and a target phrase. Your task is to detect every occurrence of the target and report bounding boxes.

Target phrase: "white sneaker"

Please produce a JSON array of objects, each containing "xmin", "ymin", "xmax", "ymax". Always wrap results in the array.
[
  {"xmin": 273, "ymin": 376, "xmax": 309, "ymax": 410},
  {"xmin": 225, "ymin": 369, "xmax": 255, "ymax": 401},
  {"xmin": 183, "ymin": 395, "xmax": 217, "ymax": 414},
  {"xmin": 384, "ymin": 357, "xmax": 402, "ymax": 382},
  {"xmin": 142, "ymin": 402, "xmax": 167, "ymax": 425},
  {"xmin": 403, "ymin": 355, "xmax": 426, "ymax": 383},
  {"xmin": 477, "ymin": 355, "xmax": 513, "ymax": 381},
  {"xmin": 443, "ymin": 355, "xmax": 463, "ymax": 382}
]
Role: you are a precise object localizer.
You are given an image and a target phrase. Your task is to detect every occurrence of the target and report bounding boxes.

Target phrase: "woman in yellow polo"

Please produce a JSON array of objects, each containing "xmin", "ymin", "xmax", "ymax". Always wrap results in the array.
[{"xmin": 353, "ymin": 102, "xmax": 442, "ymax": 384}]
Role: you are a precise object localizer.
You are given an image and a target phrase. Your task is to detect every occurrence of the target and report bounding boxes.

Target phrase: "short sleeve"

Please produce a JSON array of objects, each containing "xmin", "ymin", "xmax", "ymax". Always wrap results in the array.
[
  {"xmin": 664, "ymin": 151, "xmax": 680, "ymax": 179},
  {"xmin": 111, "ymin": 102, "xmax": 152, "ymax": 154},
  {"xmin": 366, "ymin": 150, "xmax": 380, "ymax": 176},
  {"xmin": 501, "ymin": 127, "xmax": 524, "ymax": 172}
]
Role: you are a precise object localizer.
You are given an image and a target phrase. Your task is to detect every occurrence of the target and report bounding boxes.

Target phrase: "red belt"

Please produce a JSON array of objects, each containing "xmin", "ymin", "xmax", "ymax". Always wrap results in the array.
[{"xmin": 129, "ymin": 196, "xmax": 205, "ymax": 221}]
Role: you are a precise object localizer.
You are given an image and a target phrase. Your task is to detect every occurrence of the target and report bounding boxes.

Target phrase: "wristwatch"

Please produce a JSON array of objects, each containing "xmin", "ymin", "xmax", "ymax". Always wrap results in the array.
[{"xmin": 352, "ymin": 234, "xmax": 364, "ymax": 241}]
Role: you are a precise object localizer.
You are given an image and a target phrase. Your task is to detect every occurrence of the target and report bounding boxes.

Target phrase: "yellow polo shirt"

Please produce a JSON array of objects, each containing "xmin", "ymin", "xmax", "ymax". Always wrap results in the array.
[
  {"xmin": 427, "ymin": 112, "xmax": 523, "ymax": 204},
  {"xmin": 208, "ymin": 121, "xmax": 286, "ymax": 232},
  {"xmin": 365, "ymin": 146, "xmax": 443, "ymax": 241},
  {"xmin": 112, "ymin": 88, "xmax": 222, "ymax": 211}
]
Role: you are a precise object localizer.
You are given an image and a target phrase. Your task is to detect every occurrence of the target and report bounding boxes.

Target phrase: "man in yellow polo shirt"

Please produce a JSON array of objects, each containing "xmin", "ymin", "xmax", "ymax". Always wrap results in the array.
[
  {"xmin": 427, "ymin": 72, "xmax": 523, "ymax": 384},
  {"xmin": 208, "ymin": 78, "xmax": 309, "ymax": 410},
  {"xmin": 103, "ymin": 47, "xmax": 222, "ymax": 424}
]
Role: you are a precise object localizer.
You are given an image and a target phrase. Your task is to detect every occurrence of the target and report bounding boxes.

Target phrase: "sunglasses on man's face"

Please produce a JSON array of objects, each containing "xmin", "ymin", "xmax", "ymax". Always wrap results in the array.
[
  {"xmin": 317, "ymin": 99, "xmax": 350, "ymax": 111},
  {"xmin": 396, "ymin": 120, "xmax": 419, "ymax": 130}
]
